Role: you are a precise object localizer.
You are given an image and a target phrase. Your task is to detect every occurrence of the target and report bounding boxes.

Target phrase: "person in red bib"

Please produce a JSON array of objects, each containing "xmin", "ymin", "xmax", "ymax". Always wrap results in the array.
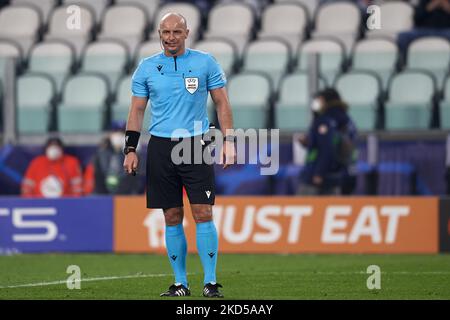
[{"xmin": 21, "ymin": 137, "xmax": 83, "ymax": 198}]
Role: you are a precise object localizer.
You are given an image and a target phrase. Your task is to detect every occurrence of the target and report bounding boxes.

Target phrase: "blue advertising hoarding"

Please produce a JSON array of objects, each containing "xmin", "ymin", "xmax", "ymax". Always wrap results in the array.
[{"xmin": 0, "ymin": 197, "xmax": 113, "ymax": 253}]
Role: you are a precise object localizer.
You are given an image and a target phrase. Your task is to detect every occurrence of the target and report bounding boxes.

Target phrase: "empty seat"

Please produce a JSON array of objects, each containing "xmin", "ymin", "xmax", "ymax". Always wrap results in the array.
[
  {"xmin": 0, "ymin": 5, "xmax": 41, "ymax": 55},
  {"xmin": 242, "ymin": 39, "xmax": 290, "ymax": 89},
  {"xmin": 385, "ymin": 71, "xmax": 435, "ymax": 130},
  {"xmin": 335, "ymin": 71, "xmax": 381, "ymax": 131},
  {"xmin": 81, "ymin": 40, "xmax": 128, "ymax": 89},
  {"xmin": 0, "ymin": 40, "xmax": 22, "ymax": 81},
  {"xmin": 17, "ymin": 73, "xmax": 55, "ymax": 134},
  {"xmin": 45, "ymin": 5, "xmax": 95, "ymax": 58},
  {"xmin": 112, "ymin": 75, "xmax": 152, "ymax": 133},
  {"xmin": 63, "ymin": 0, "xmax": 110, "ymax": 23},
  {"xmin": 275, "ymin": 72, "xmax": 325, "ymax": 131},
  {"xmin": 28, "ymin": 40, "xmax": 75, "ymax": 92},
  {"xmin": 228, "ymin": 72, "xmax": 272, "ymax": 129},
  {"xmin": 296, "ymin": 38, "xmax": 345, "ymax": 85},
  {"xmin": 150, "ymin": 3, "xmax": 201, "ymax": 49},
  {"xmin": 204, "ymin": 2, "xmax": 255, "ymax": 54},
  {"xmin": 97, "ymin": 4, "xmax": 147, "ymax": 54},
  {"xmin": 58, "ymin": 73, "xmax": 109, "ymax": 133},
  {"xmin": 194, "ymin": 39, "xmax": 236, "ymax": 76},
  {"xmin": 311, "ymin": 2, "xmax": 361, "ymax": 55},
  {"xmin": 11, "ymin": 0, "xmax": 57, "ymax": 25},
  {"xmin": 258, "ymin": 3, "xmax": 308, "ymax": 53},
  {"xmin": 135, "ymin": 40, "xmax": 163, "ymax": 66},
  {"xmin": 274, "ymin": 0, "xmax": 318, "ymax": 19},
  {"xmin": 115, "ymin": 0, "xmax": 159, "ymax": 20},
  {"xmin": 366, "ymin": 1, "xmax": 414, "ymax": 40},
  {"xmin": 351, "ymin": 38, "xmax": 399, "ymax": 90},
  {"xmin": 439, "ymin": 76, "xmax": 450, "ymax": 129},
  {"xmin": 407, "ymin": 37, "xmax": 450, "ymax": 90}
]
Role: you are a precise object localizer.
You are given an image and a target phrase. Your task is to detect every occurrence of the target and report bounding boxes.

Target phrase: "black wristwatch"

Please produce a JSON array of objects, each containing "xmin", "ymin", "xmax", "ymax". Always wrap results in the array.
[{"xmin": 123, "ymin": 146, "xmax": 136, "ymax": 155}]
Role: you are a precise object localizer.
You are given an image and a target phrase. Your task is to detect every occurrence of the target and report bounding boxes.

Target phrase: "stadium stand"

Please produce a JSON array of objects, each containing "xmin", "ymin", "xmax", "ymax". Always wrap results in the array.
[
  {"xmin": 274, "ymin": 0, "xmax": 318, "ymax": 19},
  {"xmin": 45, "ymin": 4, "xmax": 95, "ymax": 58},
  {"xmin": 63, "ymin": 0, "xmax": 110, "ymax": 24},
  {"xmin": 115, "ymin": 0, "xmax": 160, "ymax": 20},
  {"xmin": 10, "ymin": 0, "xmax": 57, "ymax": 25},
  {"xmin": 27, "ymin": 40, "xmax": 75, "ymax": 92},
  {"xmin": 0, "ymin": 39, "xmax": 22, "ymax": 82},
  {"xmin": 439, "ymin": 75, "xmax": 450, "ymax": 129},
  {"xmin": 385, "ymin": 70, "xmax": 436, "ymax": 130},
  {"xmin": 57, "ymin": 73, "xmax": 109, "ymax": 133},
  {"xmin": 0, "ymin": 4, "xmax": 41, "ymax": 56},
  {"xmin": 194, "ymin": 38, "xmax": 237, "ymax": 76},
  {"xmin": 257, "ymin": 2, "xmax": 308, "ymax": 53},
  {"xmin": 228, "ymin": 72, "xmax": 272, "ymax": 129},
  {"xmin": 17, "ymin": 73, "xmax": 55, "ymax": 134}
]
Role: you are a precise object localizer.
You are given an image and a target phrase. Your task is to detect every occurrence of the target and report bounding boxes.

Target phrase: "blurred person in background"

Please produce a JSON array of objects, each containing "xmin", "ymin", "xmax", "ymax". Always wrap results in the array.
[
  {"xmin": 21, "ymin": 137, "xmax": 83, "ymax": 198},
  {"xmin": 398, "ymin": 0, "xmax": 450, "ymax": 54},
  {"xmin": 297, "ymin": 88, "xmax": 357, "ymax": 196},
  {"xmin": 83, "ymin": 121, "xmax": 144, "ymax": 195}
]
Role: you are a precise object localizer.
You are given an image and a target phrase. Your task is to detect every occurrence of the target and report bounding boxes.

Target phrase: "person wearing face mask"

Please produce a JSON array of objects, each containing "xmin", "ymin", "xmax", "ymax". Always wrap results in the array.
[
  {"xmin": 21, "ymin": 137, "xmax": 83, "ymax": 198},
  {"xmin": 297, "ymin": 88, "xmax": 358, "ymax": 195},
  {"xmin": 83, "ymin": 121, "xmax": 144, "ymax": 195}
]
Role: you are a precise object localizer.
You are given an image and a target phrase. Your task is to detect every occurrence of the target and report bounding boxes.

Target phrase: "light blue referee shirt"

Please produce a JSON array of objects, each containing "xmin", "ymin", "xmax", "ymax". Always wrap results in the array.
[{"xmin": 131, "ymin": 48, "xmax": 227, "ymax": 138}]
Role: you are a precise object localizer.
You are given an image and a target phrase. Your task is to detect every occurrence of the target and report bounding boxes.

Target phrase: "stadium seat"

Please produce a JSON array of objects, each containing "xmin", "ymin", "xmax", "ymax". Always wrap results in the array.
[
  {"xmin": 385, "ymin": 71, "xmax": 435, "ymax": 130},
  {"xmin": 0, "ymin": 40, "xmax": 22, "ymax": 81},
  {"xmin": 274, "ymin": 0, "xmax": 318, "ymax": 19},
  {"xmin": 150, "ymin": 2, "xmax": 201, "ymax": 49},
  {"xmin": 351, "ymin": 38, "xmax": 399, "ymax": 91},
  {"xmin": 335, "ymin": 71, "xmax": 381, "ymax": 131},
  {"xmin": 135, "ymin": 40, "xmax": 163, "ymax": 66},
  {"xmin": 115, "ymin": 0, "xmax": 160, "ymax": 20},
  {"xmin": 17, "ymin": 73, "xmax": 55, "ymax": 134},
  {"xmin": 439, "ymin": 76, "xmax": 450, "ymax": 129},
  {"xmin": 258, "ymin": 3, "xmax": 308, "ymax": 53},
  {"xmin": 311, "ymin": 2, "xmax": 361, "ymax": 55},
  {"xmin": 0, "ymin": 5, "xmax": 41, "ymax": 55},
  {"xmin": 406, "ymin": 37, "xmax": 450, "ymax": 90},
  {"xmin": 194, "ymin": 39, "xmax": 237, "ymax": 76},
  {"xmin": 81, "ymin": 40, "xmax": 129, "ymax": 89},
  {"xmin": 63, "ymin": 0, "xmax": 110, "ymax": 24},
  {"xmin": 366, "ymin": 1, "xmax": 414, "ymax": 40},
  {"xmin": 97, "ymin": 4, "xmax": 147, "ymax": 54},
  {"xmin": 45, "ymin": 5, "xmax": 95, "ymax": 58},
  {"xmin": 296, "ymin": 38, "xmax": 345, "ymax": 85},
  {"xmin": 275, "ymin": 72, "xmax": 325, "ymax": 132},
  {"xmin": 58, "ymin": 73, "xmax": 109, "ymax": 133},
  {"xmin": 28, "ymin": 40, "xmax": 75, "ymax": 92},
  {"xmin": 242, "ymin": 39, "xmax": 291, "ymax": 89},
  {"xmin": 10, "ymin": 0, "xmax": 57, "ymax": 25},
  {"xmin": 112, "ymin": 75, "xmax": 151, "ymax": 133},
  {"xmin": 204, "ymin": 2, "xmax": 255, "ymax": 55},
  {"xmin": 228, "ymin": 72, "xmax": 272, "ymax": 129}
]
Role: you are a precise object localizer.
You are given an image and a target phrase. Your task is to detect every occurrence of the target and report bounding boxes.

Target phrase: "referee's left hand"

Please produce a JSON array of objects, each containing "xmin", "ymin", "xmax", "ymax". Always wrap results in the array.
[{"xmin": 222, "ymin": 140, "xmax": 236, "ymax": 169}]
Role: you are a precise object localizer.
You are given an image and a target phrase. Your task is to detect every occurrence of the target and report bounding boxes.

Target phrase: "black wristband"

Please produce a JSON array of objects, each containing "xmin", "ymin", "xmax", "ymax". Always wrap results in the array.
[{"xmin": 125, "ymin": 130, "xmax": 140, "ymax": 148}]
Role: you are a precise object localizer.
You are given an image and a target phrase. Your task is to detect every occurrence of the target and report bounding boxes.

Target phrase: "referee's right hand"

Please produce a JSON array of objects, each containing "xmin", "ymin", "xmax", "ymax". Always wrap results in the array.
[{"xmin": 124, "ymin": 153, "xmax": 139, "ymax": 175}]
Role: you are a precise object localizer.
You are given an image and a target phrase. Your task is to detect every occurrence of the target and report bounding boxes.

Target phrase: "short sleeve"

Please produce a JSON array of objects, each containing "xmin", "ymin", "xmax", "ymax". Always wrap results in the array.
[
  {"xmin": 206, "ymin": 54, "xmax": 227, "ymax": 91},
  {"xmin": 131, "ymin": 59, "xmax": 149, "ymax": 97}
]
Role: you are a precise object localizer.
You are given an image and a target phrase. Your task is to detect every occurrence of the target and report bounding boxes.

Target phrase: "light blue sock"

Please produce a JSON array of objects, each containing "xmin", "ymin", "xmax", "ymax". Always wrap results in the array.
[
  {"xmin": 165, "ymin": 224, "xmax": 188, "ymax": 288},
  {"xmin": 196, "ymin": 221, "xmax": 218, "ymax": 285}
]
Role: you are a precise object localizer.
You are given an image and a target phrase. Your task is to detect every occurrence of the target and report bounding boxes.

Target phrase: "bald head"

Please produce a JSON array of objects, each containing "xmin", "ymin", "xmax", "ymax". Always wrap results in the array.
[
  {"xmin": 159, "ymin": 12, "xmax": 189, "ymax": 56},
  {"xmin": 159, "ymin": 13, "xmax": 187, "ymax": 30}
]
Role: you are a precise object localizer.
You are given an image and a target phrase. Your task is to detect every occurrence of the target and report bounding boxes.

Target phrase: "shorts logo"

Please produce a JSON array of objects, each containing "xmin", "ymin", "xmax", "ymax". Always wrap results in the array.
[
  {"xmin": 205, "ymin": 191, "xmax": 211, "ymax": 199},
  {"xmin": 185, "ymin": 77, "xmax": 199, "ymax": 94}
]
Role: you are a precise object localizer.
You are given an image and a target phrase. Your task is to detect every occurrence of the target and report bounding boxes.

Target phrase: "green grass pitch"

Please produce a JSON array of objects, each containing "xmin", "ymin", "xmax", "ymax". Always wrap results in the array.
[{"xmin": 0, "ymin": 253, "xmax": 449, "ymax": 299}]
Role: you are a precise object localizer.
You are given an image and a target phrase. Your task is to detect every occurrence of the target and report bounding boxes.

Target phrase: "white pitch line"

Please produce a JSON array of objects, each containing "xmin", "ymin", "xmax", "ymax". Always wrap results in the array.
[{"xmin": 0, "ymin": 273, "xmax": 194, "ymax": 289}]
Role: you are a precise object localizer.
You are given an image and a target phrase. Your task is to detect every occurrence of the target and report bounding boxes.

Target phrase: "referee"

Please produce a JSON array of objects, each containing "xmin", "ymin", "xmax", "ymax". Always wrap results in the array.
[{"xmin": 123, "ymin": 13, "xmax": 235, "ymax": 298}]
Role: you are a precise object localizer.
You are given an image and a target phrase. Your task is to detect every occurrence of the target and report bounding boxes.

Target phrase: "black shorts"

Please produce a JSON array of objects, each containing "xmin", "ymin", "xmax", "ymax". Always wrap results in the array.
[{"xmin": 146, "ymin": 134, "xmax": 215, "ymax": 209}]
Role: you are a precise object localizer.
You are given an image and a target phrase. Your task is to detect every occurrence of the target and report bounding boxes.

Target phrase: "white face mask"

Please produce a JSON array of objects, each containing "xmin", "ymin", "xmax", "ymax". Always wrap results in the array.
[
  {"xmin": 46, "ymin": 146, "xmax": 63, "ymax": 161},
  {"xmin": 110, "ymin": 132, "xmax": 125, "ymax": 151},
  {"xmin": 311, "ymin": 99, "xmax": 322, "ymax": 112}
]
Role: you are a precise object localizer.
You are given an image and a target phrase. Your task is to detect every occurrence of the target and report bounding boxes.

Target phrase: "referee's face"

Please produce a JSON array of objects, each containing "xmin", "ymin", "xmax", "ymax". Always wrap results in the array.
[{"xmin": 159, "ymin": 14, "xmax": 189, "ymax": 56}]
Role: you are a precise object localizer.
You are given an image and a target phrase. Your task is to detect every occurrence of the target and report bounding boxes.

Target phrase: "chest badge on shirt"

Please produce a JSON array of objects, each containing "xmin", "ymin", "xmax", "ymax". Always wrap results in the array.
[{"xmin": 185, "ymin": 77, "xmax": 199, "ymax": 94}]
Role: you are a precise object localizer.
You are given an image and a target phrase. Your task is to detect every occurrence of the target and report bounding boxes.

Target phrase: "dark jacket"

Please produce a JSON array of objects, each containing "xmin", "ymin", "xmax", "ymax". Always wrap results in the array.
[{"xmin": 414, "ymin": 0, "xmax": 450, "ymax": 29}]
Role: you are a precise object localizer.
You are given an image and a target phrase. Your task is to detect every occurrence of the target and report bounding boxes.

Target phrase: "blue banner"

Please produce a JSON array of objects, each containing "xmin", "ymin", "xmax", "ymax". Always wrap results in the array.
[{"xmin": 0, "ymin": 196, "xmax": 113, "ymax": 253}]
